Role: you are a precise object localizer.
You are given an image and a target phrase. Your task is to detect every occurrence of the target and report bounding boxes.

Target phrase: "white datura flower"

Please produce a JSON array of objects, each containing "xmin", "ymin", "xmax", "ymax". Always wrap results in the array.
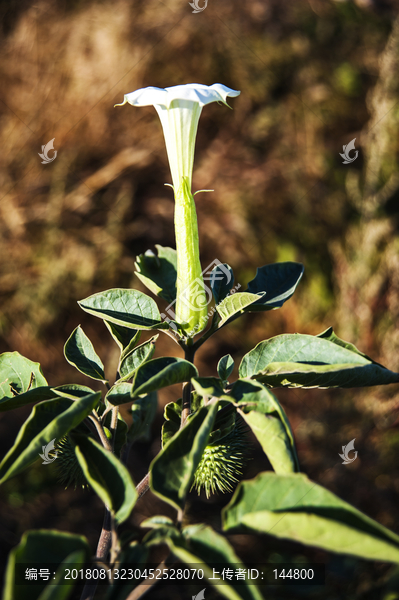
[
  {"xmin": 115, "ymin": 83, "xmax": 240, "ymax": 337},
  {"xmin": 115, "ymin": 83, "xmax": 240, "ymax": 192}
]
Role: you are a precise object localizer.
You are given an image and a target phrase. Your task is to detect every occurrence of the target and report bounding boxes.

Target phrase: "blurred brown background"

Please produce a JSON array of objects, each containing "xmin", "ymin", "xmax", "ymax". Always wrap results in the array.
[{"xmin": 1, "ymin": 0, "xmax": 399, "ymax": 597}]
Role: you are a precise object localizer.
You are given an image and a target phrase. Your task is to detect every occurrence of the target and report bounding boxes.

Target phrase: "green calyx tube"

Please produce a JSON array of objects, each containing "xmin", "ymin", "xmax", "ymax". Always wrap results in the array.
[{"xmin": 174, "ymin": 177, "xmax": 208, "ymax": 337}]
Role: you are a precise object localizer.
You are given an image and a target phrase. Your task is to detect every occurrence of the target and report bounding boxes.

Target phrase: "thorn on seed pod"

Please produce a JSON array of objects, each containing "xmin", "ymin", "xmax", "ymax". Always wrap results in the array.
[
  {"xmin": 192, "ymin": 417, "xmax": 249, "ymax": 499},
  {"xmin": 56, "ymin": 435, "xmax": 88, "ymax": 490}
]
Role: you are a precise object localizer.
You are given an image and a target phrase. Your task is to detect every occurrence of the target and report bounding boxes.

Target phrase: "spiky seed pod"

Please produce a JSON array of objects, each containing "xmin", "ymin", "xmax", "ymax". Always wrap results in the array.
[
  {"xmin": 56, "ymin": 435, "xmax": 88, "ymax": 490},
  {"xmin": 192, "ymin": 418, "xmax": 249, "ymax": 499}
]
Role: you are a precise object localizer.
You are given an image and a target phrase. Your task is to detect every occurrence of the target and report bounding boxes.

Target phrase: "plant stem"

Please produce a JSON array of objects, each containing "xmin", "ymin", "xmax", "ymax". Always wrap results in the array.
[
  {"xmin": 125, "ymin": 559, "xmax": 169, "ymax": 600},
  {"xmin": 136, "ymin": 473, "xmax": 150, "ymax": 498},
  {"xmin": 80, "ymin": 410, "xmax": 118, "ymax": 599},
  {"xmin": 110, "ymin": 406, "xmax": 119, "ymax": 451},
  {"xmin": 180, "ymin": 343, "xmax": 196, "ymax": 427},
  {"xmin": 80, "ymin": 508, "xmax": 112, "ymax": 600},
  {"xmin": 89, "ymin": 413, "xmax": 112, "ymax": 452}
]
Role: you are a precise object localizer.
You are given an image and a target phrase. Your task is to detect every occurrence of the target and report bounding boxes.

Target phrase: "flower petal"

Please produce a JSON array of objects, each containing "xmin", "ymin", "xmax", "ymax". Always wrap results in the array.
[
  {"xmin": 115, "ymin": 84, "xmax": 241, "ymax": 109},
  {"xmin": 164, "ymin": 83, "xmax": 240, "ymax": 107},
  {"xmin": 114, "ymin": 86, "xmax": 168, "ymax": 108}
]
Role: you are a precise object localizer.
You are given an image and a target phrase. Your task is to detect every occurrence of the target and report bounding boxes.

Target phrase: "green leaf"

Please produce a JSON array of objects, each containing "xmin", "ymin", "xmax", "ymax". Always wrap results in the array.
[
  {"xmin": 52, "ymin": 384, "xmax": 96, "ymax": 400},
  {"xmin": 3, "ymin": 530, "xmax": 90, "ymax": 600},
  {"xmin": 102, "ymin": 412, "xmax": 128, "ymax": 457},
  {"xmin": 105, "ymin": 542, "xmax": 149, "ymax": 600},
  {"xmin": 191, "ymin": 377, "xmax": 226, "ymax": 398},
  {"xmin": 37, "ymin": 550, "xmax": 86, "ymax": 600},
  {"xmin": 218, "ymin": 354, "xmax": 235, "ymax": 382},
  {"xmin": 161, "ymin": 400, "xmax": 182, "ymax": 447},
  {"xmin": 222, "ymin": 472, "xmax": 399, "ymax": 563},
  {"xmin": 0, "ymin": 352, "xmax": 47, "ymax": 399},
  {"xmin": 105, "ymin": 382, "xmax": 133, "ymax": 406},
  {"xmin": 239, "ymin": 332, "xmax": 399, "ymax": 388},
  {"xmin": 230, "ymin": 379, "xmax": 299, "ymax": 473},
  {"xmin": 0, "ymin": 387, "xmax": 56, "ymax": 412},
  {"xmin": 317, "ymin": 326, "xmax": 378, "ymax": 362},
  {"xmin": 73, "ymin": 435, "xmax": 137, "ymax": 524},
  {"xmin": 140, "ymin": 515, "xmax": 174, "ymax": 528},
  {"xmin": 105, "ymin": 321, "xmax": 141, "ymax": 353},
  {"xmin": 150, "ymin": 402, "xmax": 219, "ymax": 510},
  {"xmin": 127, "ymin": 392, "xmax": 158, "ymax": 442},
  {"xmin": 144, "ymin": 524, "xmax": 262, "ymax": 600},
  {"xmin": 216, "ymin": 292, "xmax": 265, "ymax": 328},
  {"xmin": 64, "ymin": 326, "xmax": 106, "ymax": 382},
  {"xmin": 244, "ymin": 262, "xmax": 304, "ymax": 311},
  {"xmin": 210, "ymin": 263, "xmax": 234, "ymax": 304},
  {"xmin": 78, "ymin": 288, "xmax": 169, "ymax": 330},
  {"xmin": 0, "ymin": 392, "xmax": 101, "ymax": 484},
  {"xmin": 135, "ymin": 245, "xmax": 177, "ymax": 304},
  {"xmin": 131, "ymin": 357, "xmax": 198, "ymax": 397},
  {"xmin": 119, "ymin": 335, "xmax": 158, "ymax": 380}
]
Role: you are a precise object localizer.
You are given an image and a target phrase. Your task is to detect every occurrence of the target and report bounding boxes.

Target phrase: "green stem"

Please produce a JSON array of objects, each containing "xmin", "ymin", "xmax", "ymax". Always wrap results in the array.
[
  {"xmin": 180, "ymin": 344, "xmax": 196, "ymax": 427},
  {"xmin": 89, "ymin": 413, "xmax": 112, "ymax": 452}
]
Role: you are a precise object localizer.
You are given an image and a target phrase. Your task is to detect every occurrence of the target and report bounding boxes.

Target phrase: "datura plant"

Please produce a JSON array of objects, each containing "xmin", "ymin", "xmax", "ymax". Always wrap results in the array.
[{"xmin": 2, "ymin": 83, "xmax": 399, "ymax": 600}]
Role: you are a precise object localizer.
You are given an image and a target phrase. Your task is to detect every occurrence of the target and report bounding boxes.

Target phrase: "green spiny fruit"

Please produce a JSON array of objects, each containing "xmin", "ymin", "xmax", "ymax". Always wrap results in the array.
[
  {"xmin": 56, "ymin": 435, "xmax": 88, "ymax": 490},
  {"xmin": 192, "ymin": 418, "xmax": 249, "ymax": 499}
]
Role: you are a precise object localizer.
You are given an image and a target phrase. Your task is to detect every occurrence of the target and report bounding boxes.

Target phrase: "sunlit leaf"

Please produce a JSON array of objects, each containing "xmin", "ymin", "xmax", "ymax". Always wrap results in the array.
[{"xmin": 223, "ymin": 472, "xmax": 399, "ymax": 563}]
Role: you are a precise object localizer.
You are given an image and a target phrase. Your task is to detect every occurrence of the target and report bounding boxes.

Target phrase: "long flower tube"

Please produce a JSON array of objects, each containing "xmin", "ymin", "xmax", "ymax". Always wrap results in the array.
[{"xmin": 115, "ymin": 83, "xmax": 240, "ymax": 336}]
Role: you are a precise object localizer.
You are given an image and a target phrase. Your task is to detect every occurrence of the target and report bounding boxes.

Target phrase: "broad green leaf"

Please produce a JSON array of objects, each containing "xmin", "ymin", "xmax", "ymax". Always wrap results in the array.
[
  {"xmin": 36, "ymin": 550, "xmax": 86, "ymax": 600},
  {"xmin": 104, "ymin": 321, "xmax": 141, "ymax": 353},
  {"xmin": 218, "ymin": 354, "xmax": 235, "ymax": 382},
  {"xmin": 150, "ymin": 402, "xmax": 219, "ymax": 510},
  {"xmin": 140, "ymin": 515, "xmax": 174, "ymax": 528},
  {"xmin": 216, "ymin": 292, "xmax": 265, "ymax": 328},
  {"xmin": 102, "ymin": 411, "xmax": 128, "ymax": 457},
  {"xmin": 210, "ymin": 263, "xmax": 234, "ymax": 304},
  {"xmin": 161, "ymin": 399, "xmax": 182, "ymax": 447},
  {"xmin": 73, "ymin": 435, "xmax": 137, "ymax": 524},
  {"xmin": 78, "ymin": 288, "xmax": 168, "ymax": 330},
  {"xmin": 244, "ymin": 261, "xmax": 304, "ymax": 311},
  {"xmin": 191, "ymin": 376, "xmax": 226, "ymax": 398},
  {"xmin": 3, "ymin": 530, "xmax": 90, "ymax": 600},
  {"xmin": 0, "ymin": 352, "xmax": 47, "ymax": 399},
  {"xmin": 64, "ymin": 326, "xmax": 106, "ymax": 382},
  {"xmin": 119, "ymin": 335, "xmax": 158, "ymax": 380},
  {"xmin": 317, "ymin": 326, "xmax": 379, "ymax": 362},
  {"xmin": 0, "ymin": 386, "xmax": 56, "ymax": 412},
  {"xmin": 105, "ymin": 542, "xmax": 149, "ymax": 600},
  {"xmin": 105, "ymin": 382, "xmax": 133, "ymax": 406},
  {"xmin": 161, "ymin": 397, "xmax": 236, "ymax": 447},
  {"xmin": 223, "ymin": 472, "xmax": 399, "ymax": 563},
  {"xmin": 131, "ymin": 357, "xmax": 198, "ymax": 397},
  {"xmin": 144, "ymin": 524, "xmax": 262, "ymax": 600},
  {"xmin": 239, "ymin": 332, "xmax": 399, "ymax": 388},
  {"xmin": 52, "ymin": 384, "xmax": 96, "ymax": 400},
  {"xmin": 243, "ymin": 412, "xmax": 297, "ymax": 474},
  {"xmin": 229, "ymin": 379, "xmax": 299, "ymax": 473},
  {"xmin": 0, "ymin": 392, "xmax": 101, "ymax": 483},
  {"xmin": 134, "ymin": 245, "xmax": 177, "ymax": 304},
  {"xmin": 127, "ymin": 392, "xmax": 158, "ymax": 442}
]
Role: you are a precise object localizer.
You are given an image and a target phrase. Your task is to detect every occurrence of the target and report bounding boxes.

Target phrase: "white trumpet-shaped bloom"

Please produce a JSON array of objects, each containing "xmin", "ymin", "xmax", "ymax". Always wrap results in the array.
[
  {"xmin": 115, "ymin": 83, "xmax": 240, "ymax": 191},
  {"xmin": 116, "ymin": 83, "xmax": 240, "ymax": 336}
]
